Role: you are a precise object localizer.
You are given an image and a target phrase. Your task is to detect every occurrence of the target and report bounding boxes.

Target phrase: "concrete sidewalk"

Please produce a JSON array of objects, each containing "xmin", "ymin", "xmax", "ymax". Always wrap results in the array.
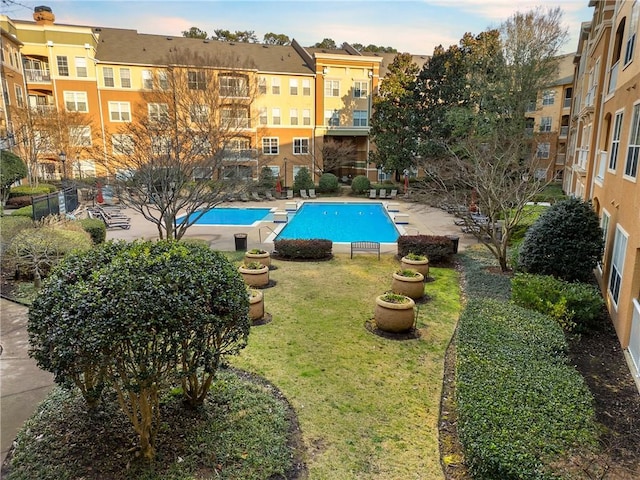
[{"xmin": 0, "ymin": 298, "xmax": 54, "ymax": 464}]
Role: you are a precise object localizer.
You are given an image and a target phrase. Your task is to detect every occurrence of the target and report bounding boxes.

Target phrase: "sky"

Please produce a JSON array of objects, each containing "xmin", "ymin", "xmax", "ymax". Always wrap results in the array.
[{"xmin": 1, "ymin": 0, "xmax": 593, "ymax": 55}]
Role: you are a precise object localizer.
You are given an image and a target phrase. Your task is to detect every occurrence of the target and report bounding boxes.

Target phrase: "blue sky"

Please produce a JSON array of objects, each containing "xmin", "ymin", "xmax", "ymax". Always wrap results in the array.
[{"xmin": 2, "ymin": 0, "xmax": 592, "ymax": 55}]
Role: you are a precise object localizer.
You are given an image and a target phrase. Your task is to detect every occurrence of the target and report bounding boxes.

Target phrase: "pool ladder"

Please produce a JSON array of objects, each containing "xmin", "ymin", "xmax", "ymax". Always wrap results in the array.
[{"xmin": 258, "ymin": 225, "xmax": 278, "ymax": 243}]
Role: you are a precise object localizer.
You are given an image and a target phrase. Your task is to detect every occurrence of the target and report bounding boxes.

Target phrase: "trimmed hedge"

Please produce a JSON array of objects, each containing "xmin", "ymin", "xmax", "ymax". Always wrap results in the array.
[
  {"xmin": 397, "ymin": 235, "xmax": 454, "ymax": 264},
  {"xmin": 10, "ymin": 205, "xmax": 34, "ymax": 217},
  {"xmin": 9, "ymin": 184, "xmax": 56, "ymax": 197},
  {"xmin": 318, "ymin": 173, "xmax": 339, "ymax": 193},
  {"xmin": 350, "ymin": 175, "xmax": 370, "ymax": 194},
  {"xmin": 459, "ymin": 246, "xmax": 512, "ymax": 301},
  {"xmin": 78, "ymin": 218, "xmax": 107, "ymax": 244},
  {"xmin": 273, "ymin": 239, "xmax": 332, "ymax": 259},
  {"xmin": 456, "ymin": 298, "xmax": 597, "ymax": 480},
  {"xmin": 511, "ymin": 273, "xmax": 605, "ymax": 332}
]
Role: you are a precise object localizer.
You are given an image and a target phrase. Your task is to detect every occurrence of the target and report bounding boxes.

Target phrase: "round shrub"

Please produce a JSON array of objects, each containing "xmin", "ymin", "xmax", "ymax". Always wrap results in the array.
[
  {"xmin": 518, "ymin": 197, "xmax": 604, "ymax": 283},
  {"xmin": 79, "ymin": 218, "xmax": 106, "ymax": 244},
  {"xmin": 351, "ymin": 175, "xmax": 371, "ymax": 194},
  {"xmin": 318, "ymin": 173, "xmax": 339, "ymax": 193}
]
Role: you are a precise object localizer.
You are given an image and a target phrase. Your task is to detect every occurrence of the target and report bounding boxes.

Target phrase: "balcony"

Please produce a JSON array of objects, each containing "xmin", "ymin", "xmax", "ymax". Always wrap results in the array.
[
  {"xmin": 559, "ymin": 126, "xmax": 569, "ymax": 138},
  {"xmin": 575, "ymin": 148, "xmax": 589, "ymax": 176},
  {"xmin": 596, "ymin": 150, "xmax": 607, "ymax": 181},
  {"xmin": 608, "ymin": 61, "xmax": 619, "ymax": 95},
  {"xmin": 24, "ymin": 69, "xmax": 51, "ymax": 83},
  {"xmin": 563, "ymin": 97, "xmax": 572, "ymax": 108},
  {"xmin": 555, "ymin": 153, "xmax": 566, "ymax": 165}
]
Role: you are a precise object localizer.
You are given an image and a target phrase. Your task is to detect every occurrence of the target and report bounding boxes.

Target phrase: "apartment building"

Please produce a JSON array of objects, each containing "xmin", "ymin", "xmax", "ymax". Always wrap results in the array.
[
  {"xmin": 526, "ymin": 53, "xmax": 574, "ymax": 182},
  {"xmin": 0, "ymin": 19, "xmax": 25, "ymax": 150},
  {"xmin": 565, "ymin": 0, "xmax": 640, "ymax": 382}
]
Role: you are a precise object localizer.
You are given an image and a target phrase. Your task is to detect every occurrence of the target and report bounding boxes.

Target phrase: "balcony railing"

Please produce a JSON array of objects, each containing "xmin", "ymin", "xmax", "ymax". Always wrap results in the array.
[
  {"xmin": 563, "ymin": 97, "xmax": 572, "ymax": 108},
  {"xmin": 555, "ymin": 153, "xmax": 566, "ymax": 165},
  {"xmin": 560, "ymin": 126, "xmax": 569, "ymax": 137},
  {"xmin": 584, "ymin": 86, "xmax": 596, "ymax": 107},
  {"xmin": 608, "ymin": 61, "xmax": 619, "ymax": 95},
  {"xmin": 597, "ymin": 150, "xmax": 607, "ymax": 180},
  {"xmin": 24, "ymin": 69, "xmax": 51, "ymax": 83}
]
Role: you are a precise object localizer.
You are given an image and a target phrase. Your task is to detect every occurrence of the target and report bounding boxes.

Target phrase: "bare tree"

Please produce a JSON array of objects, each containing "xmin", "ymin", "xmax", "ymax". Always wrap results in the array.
[{"xmin": 99, "ymin": 48, "xmax": 260, "ymax": 240}]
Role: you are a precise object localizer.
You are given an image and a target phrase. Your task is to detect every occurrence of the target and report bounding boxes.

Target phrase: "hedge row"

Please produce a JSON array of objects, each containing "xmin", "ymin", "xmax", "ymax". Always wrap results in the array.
[
  {"xmin": 456, "ymin": 298, "xmax": 597, "ymax": 480},
  {"xmin": 397, "ymin": 235, "xmax": 454, "ymax": 264},
  {"xmin": 273, "ymin": 238, "xmax": 332, "ymax": 259}
]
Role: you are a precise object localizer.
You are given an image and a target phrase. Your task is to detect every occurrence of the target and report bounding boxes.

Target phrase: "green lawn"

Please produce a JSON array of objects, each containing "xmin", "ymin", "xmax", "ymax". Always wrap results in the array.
[{"xmin": 229, "ymin": 253, "xmax": 461, "ymax": 479}]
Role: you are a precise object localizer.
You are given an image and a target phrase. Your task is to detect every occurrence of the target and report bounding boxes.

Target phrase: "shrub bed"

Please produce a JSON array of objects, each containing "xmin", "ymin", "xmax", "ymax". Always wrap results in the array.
[
  {"xmin": 78, "ymin": 218, "xmax": 106, "ymax": 244},
  {"xmin": 511, "ymin": 273, "xmax": 605, "ymax": 332},
  {"xmin": 273, "ymin": 239, "xmax": 332, "ymax": 259},
  {"xmin": 350, "ymin": 175, "xmax": 370, "ymax": 194},
  {"xmin": 397, "ymin": 235, "xmax": 454, "ymax": 264},
  {"xmin": 9, "ymin": 185, "xmax": 56, "ymax": 198},
  {"xmin": 456, "ymin": 298, "xmax": 597, "ymax": 480},
  {"xmin": 318, "ymin": 173, "xmax": 339, "ymax": 193},
  {"xmin": 458, "ymin": 246, "xmax": 511, "ymax": 301}
]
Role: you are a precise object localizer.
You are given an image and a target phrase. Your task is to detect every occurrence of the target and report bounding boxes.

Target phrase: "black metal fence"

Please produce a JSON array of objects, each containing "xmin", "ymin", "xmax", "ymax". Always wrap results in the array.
[{"xmin": 32, "ymin": 187, "xmax": 79, "ymax": 221}]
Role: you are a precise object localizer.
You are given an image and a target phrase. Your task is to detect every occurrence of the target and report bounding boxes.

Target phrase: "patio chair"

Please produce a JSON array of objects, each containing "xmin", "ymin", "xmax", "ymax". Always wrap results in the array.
[
  {"xmin": 265, "ymin": 191, "xmax": 276, "ymax": 201},
  {"xmin": 90, "ymin": 209, "xmax": 131, "ymax": 229},
  {"xmin": 286, "ymin": 190, "xmax": 294, "ymax": 199},
  {"xmin": 251, "ymin": 192, "xmax": 263, "ymax": 201},
  {"xmin": 387, "ymin": 189, "xmax": 398, "ymax": 199},
  {"xmin": 369, "ymin": 189, "xmax": 377, "ymax": 199},
  {"xmin": 300, "ymin": 189, "xmax": 309, "ymax": 199},
  {"xmin": 308, "ymin": 189, "xmax": 317, "ymax": 198},
  {"xmin": 379, "ymin": 189, "xmax": 387, "ymax": 199}
]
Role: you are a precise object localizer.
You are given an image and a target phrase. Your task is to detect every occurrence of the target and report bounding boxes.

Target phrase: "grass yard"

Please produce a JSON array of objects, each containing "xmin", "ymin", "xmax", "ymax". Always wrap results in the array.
[{"xmin": 228, "ymin": 252, "xmax": 461, "ymax": 479}]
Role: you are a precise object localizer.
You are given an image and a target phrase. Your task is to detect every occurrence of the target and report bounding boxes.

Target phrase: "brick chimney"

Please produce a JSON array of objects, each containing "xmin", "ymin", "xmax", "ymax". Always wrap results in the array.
[{"xmin": 33, "ymin": 5, "xmax": 55, "ymax": 25}]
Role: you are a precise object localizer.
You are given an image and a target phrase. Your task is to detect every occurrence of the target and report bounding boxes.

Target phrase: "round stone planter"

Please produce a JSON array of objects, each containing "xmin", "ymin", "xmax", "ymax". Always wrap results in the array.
[
  {"xmin": 400, "ymin": 256, "xmax": 429, "ymax": 278},
  {"xmin": 391, "ymin": 271, "xmax": 425, "ymax": 299},
  {"xmin": 248, "ymin": 289, "xmax": 265, "ymax": 322},
  {"xmin": 245, "ymin": 250, "xmax": 271, "ymax": 268},
  {"xmin": 238, "ymin": 264, "xmax": 269, "ymax": 287},
  {"xmin": 374, "ymin": 295, "xmax": 416, "ymax": 333}
]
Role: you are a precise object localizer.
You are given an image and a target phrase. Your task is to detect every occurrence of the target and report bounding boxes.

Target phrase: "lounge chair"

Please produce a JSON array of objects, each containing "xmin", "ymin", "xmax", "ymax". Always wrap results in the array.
[
  {"xmin": 265, "ymin": 191, "xmax": 276, "ymax": 201},
  {"xmin": 251, "ymin": 192, "xmax": 263, "ymax": 201},
  {"xmin": 308, "ymin": 189, "xmax": 317, "ymax": 198},
  {"xmin": 379, "ymin": 189, "xmax": 387, "ymax": 199},
  {"xmin": 369, "ymin": 189, "xmax": 377, "ymax": 199},
  {"xmin": 300, "ymin": 189, "xmax": 309, "ymax": 199},
  {"xmin": 286, "ymin": 190, "xmax": 294, "ymax": 199},
  {"xmin": 239, "ymin": 193, "xmax": 250, "ymax": 202},
  {"xmin": 89, "ymin": 209, "xmax": 131, "ymax": 229},
  {"xmin": 387, "ymin": 189, "xmax": 398, "ymax": 199}
]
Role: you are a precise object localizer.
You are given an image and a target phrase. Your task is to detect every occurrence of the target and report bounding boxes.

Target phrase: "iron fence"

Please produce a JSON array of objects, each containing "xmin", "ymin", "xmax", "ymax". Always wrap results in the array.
[{"xmin": 31, "ymin": 187, "xmax": 79, "ymax": 221}]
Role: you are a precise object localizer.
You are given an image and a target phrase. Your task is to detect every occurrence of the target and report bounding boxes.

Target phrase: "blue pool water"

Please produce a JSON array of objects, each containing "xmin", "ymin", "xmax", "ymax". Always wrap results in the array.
[
  {"xmin": 276, "ymin": 203, "xmax": 400, "ymax": 243},
  {"xmin": 178, "ymin": 207, "xmax": 271, "ymax": 226}
]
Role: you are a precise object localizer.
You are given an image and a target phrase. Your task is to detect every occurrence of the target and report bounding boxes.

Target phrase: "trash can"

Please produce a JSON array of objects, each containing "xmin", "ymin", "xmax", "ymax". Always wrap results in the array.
[
  {"xmin": 446, "ymin": 235, "xmax": 460, "ymax": 254},
  {"xmin": 234, "ymin": 233, "xmax": 248, "ymax": 251}
]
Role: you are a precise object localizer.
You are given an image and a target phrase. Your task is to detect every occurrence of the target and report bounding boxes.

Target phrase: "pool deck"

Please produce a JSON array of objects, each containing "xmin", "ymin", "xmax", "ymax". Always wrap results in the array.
[{"xmin": 104, "ymin": 195, "xmax": 478, "ymax": 254}]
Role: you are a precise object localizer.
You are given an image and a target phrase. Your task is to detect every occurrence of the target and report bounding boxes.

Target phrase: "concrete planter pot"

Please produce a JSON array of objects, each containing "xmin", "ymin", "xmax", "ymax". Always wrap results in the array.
[
  {"xmin": 374, "ymin": 294, "xmax": 416, "ymax": 333},
  {"xmin": 248, "ymin": 289, "xmax": 265, "ymax": 322},
  {"xmin": 391, "ymin": 270, "xmax": 425, "ymax": 299},
  {"xmin": 244, "ymin": 250, "xmax": 271, "ymax": 268},
  {"xmin": 238, "ymin": 263, "xmax": 269, "ymax": 287},
  {"xmin": 400, "ymin": 256, "xmax": 429, "ymax": 278}
]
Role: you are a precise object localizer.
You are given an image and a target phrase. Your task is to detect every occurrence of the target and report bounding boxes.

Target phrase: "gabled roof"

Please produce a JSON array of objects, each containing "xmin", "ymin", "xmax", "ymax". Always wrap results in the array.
[{"xmin": 94, "ymin": 27, "xmax": 315, "ymax": 75}]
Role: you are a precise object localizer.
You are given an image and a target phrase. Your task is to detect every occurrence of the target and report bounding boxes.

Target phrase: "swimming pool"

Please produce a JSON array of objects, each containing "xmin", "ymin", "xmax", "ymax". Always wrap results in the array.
[
  {"xmin": 177, "ymin": 207, "xmax": 272, "ymax": 226},
  {"xmin": 276, "ymin": 202, "xmax": 400, "ymax": 243}
]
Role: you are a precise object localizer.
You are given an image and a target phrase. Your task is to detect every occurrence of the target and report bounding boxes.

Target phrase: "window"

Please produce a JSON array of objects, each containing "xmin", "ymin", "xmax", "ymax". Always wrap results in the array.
[
  {"xmin": 536, "ymin": 142, "xmax": 550, "ymax": 159},
  {"xmin": 259, "ymin": 107, "xmax": 267, "ymax": 125},
  {"xmin": 75, "ymin": 57, "xmax": 87, "ymax": 77},
  {"xmin": 112, "ymin": 134, "xmax": 134, "ymax": 155},
  {"xmin": 293, "ymin": 138, "xmax": 309, "ymax": 155},
  {"xmin": 624, "ymin": 103, "xmax": 640, "ymax": 178},
  {"xmin": 608, "ymin": 225, "xmax": 628, "ymax": 306},
  {"xmin": 223, "ymin": 137, "xmax": 251, "ymax": 160},
  {"xmin": 189, "ymin": 104, "xmax": 209, "ymax": 123},
  {"xmin": 290, "ymin": 108, "xmax": 298, "ymax": 125},
  {"xmin": 353, "ymin": 110, "xmax": 368, "ymax": 127},
  {"xmin": 15, "ymin": 85, "xmax": 23, "ymax": 107},
  {"xmin": 542, "ymin": 90, "xmax": 555, "ymax": 105},
  {"xmin": 192, "ymin": 135, "xmax": 212, "ymax": 156},
  {"xmin": 120, "ymin": 68, "xmax": 131, "ymax": 88},
  {"xmin": 151, "ymin": 136, "xmax": 172, "ymax": 156},
  {"xmin": 609, "ymin": 111, "xmax": 623, "ymax": 170},
  {"xmin": 220, "ymin": 75, "xmax": 248, "ymax": 97},
  {"xmin": 221, "ymin": 107, "xmax": 249, "ymax": 128},
  {"xmin": 303, "ymin": 109, "xmax": 311, "ymax": 126},
  {"xmin": 599, "ymin": 210, "xmax": 610, "ymax": 270},
  {"xmin": 624, "ymin": 1, "xmax": 638, "ymax": 65},
  {"xmin": 540, "ymin": 116, "xmax": 552, "ymax": 132},
  {"xmin": 354, "ymin": 81, "xmax": 368, "ymax": 98},
  {"xmin": 258, "ymin": 76, "xmax": 267, "ymax": 94},
  {"xmin": 271, "ymin": 77, "xmax": 280, "ymax": 94},
  {"xmin": 272, "ymin": 108, "xmax": 281, "ymax": 125},
  {"xmin": 188, "ymin": 70, "xmax": 206, "ymax": 90},
  {"xmin": 57, "ymin": 56, "xmax": 69, "ymax": 76},
  {"xmin": 108, "ymin": 101, "xmax": 131, "ymax": 122},
  {"xmin": 325, "ymin": 109, "xmax": 339, "ymax": 126},
  {"xmin": 325, "ymin": 80, "xmax": 339, "ymax": 97},
  {"xmin": 142, "ymin": 70, "xmax": 153, "ymax": 89},
  {"xmin": 289, "ymin": 79, "xmax": 298, "ymax": 95},
  {"xmin": 262, "ymin": 137, "xmax": 279, "ymax": 155},
  {"xmin": 103, "ymin": 67, "xmax": 114, "ymax": 87},
  {"xmin": 148, "ymin": 103, "xmax": 169, "ymax": 123},
  {"xmin": 302, "ymin": 79, "xmax": 311, "ymax": 96},
  {"xmin": 70, "ymin": 126, "xmax": 92, "ymax": 147},
  {"xmin": 158, "ymin": 70, "xmax": 169, "ymax": 90},
  {"xmin": 64, "ymin": 91, "xmax": 88, "ymax": 112}
]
